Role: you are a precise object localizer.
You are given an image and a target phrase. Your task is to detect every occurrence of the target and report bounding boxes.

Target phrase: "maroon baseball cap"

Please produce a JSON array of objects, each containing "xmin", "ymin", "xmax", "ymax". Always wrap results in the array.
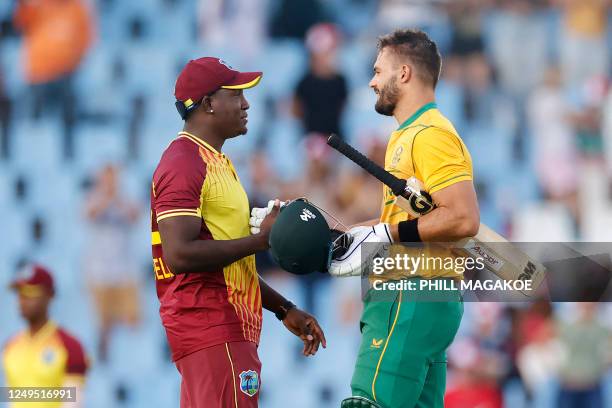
[
  {"xmin": 174, "ymin": 57, "xmax": 262, "ymax": 109},
  {"xmin": 10, "ymin": 264, "xmax": 55, "ymax": 297}
]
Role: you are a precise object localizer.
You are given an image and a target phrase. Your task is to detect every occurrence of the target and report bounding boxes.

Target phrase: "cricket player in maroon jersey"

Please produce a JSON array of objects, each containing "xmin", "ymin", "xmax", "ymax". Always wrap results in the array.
[{"xmin": 151, "ymin": 57, "xmax": 326, "ymax": 408}]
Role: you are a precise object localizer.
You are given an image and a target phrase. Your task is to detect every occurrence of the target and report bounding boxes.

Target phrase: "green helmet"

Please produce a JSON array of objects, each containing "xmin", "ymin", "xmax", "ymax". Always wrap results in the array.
[{"xmin": 269, "ymin": 199, "xmax": 333, "ymax": 275}]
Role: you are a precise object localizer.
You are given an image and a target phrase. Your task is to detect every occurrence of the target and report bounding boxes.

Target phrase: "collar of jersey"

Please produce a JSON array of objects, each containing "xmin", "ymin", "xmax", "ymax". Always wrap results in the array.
[
  {"xmin": 27, "ymin": 320, "xmax": 56, "ymax": 341},
  {"xmin": 397, "ymin": 102, "xmax": 437, "ymax": 131},
  {"xmin": 178, "ymin": 131, "xmax": 224, "ymax": 156}
]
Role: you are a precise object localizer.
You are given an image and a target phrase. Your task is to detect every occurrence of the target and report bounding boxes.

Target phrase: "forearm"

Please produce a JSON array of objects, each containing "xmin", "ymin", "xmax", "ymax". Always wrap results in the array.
[
  {"xmin": 259, "ymin": 276, "xmax": 290, "ymax": 314},
  {"xmin": 166, "ymin": 235, "xmax": 267, "ymax": 274},
  {"xmin": 390, "ymin": 206, "xmax": 479, "ymax": 242}
]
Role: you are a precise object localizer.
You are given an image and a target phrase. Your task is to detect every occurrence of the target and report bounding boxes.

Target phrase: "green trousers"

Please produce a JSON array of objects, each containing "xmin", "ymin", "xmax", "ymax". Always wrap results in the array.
[{"xmin": 350, "ymin": 279, "xmax": 463, "ymax": 408}]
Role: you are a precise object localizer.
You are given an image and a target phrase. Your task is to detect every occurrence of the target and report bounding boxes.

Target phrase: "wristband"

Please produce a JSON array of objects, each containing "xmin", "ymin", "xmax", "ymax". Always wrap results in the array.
[
  {"xmin": 398, "ymin": 218, "xmax": 421, "ymax": 242},
  {"xmin": 274, "ymin": 300, "xmax": 296, "ymax": 321}
]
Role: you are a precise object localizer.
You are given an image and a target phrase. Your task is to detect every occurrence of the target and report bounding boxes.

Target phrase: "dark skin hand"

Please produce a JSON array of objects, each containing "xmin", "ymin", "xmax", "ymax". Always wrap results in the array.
[
  {"xmin": 260, "ymin": 277, "xmax": 326, "ymax": 356},
  {"xmin": 283, "ymin": 308, "xmax": 327, "ymax": 356},
  {"xmin": 159, "ymin": 201, "xmax": 327, "ymax": 355}
]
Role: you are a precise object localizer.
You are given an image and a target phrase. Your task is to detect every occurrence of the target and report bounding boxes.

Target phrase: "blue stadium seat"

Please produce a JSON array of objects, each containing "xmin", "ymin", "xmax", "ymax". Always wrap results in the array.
[
  {"xmin": 264, "ymin": 116, "xmax": 305, "ymax": 181},
  {"xmin": 338, "ymin": 42, "xmax": 373, "ymax": 89},
  {"xmin": 12, "ymin": 119, "xmax": 63, "ymax": 170},
  {"xmin": 0, "ymin": 39, "xmax": 25, "ymax": 99},
  {"xmin": 73, "ymin": 123, "xmax": 129, "ymax": 174},
  {"xmin": 74, "ymin": 46, "xmax": 124, "ymax": 116}
]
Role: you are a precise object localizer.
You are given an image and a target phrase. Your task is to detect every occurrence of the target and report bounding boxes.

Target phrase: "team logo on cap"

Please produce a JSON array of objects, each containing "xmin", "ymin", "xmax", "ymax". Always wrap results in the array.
[
  {"xmin": 239, "ymin": 370, "xmax": 259, "ymax": 397},
  {"xmin": 300, "ymin": 208, "xmax": 316, "ymax": 222},
  {"xmin": 218, "ymin": 59, "xmax": 233, "ymax": 70}
]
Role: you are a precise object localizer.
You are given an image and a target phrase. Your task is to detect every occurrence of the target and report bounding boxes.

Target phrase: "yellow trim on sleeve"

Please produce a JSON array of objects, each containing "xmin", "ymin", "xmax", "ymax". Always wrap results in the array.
[
  {"xmin": 151, "ymin": 231, "xmax": 162, "ymax": 245},
  {"xmin": 428, "ymin": 174, "xmax": 472, "ymax": 194},
  {"xmin": 221, "ymin": 75, "xmax": 262, "ymax": 90},
  {"xmin": 157, "ymin": 208, "xmax": 200, "ymax": 216},
  {"xmin": 371, "ymin": 291, "xmax": 402, "ymax": 402},
  {"xmin": 225, "ymin": 343, "xmax": 239, "ymax": 408},
  {"xmin": 157, "ymin": 212, "xmax": 202, "ymax": 222}
]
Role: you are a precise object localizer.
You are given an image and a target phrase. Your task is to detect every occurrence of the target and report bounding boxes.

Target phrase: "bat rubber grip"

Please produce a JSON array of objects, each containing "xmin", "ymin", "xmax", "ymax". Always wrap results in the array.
[{"xmin": 327, "ymin": 134, "xmax": 407, "ymax": 196}]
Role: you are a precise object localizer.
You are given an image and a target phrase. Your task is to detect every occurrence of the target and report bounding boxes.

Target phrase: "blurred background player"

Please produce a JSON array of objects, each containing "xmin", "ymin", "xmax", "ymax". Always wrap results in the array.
[
  {"xmin": 152, "ymin": 57, "xmax": 325, "ymax": 408},
  {"xmin": 2, "ymin": 264, "xmax": 88, "ymax": 408}
]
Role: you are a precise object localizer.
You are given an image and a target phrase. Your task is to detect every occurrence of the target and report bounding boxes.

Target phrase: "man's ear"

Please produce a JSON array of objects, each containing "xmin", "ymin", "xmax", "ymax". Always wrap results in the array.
[
  {"xmin": 399, "ymin": 64, "xmax": 412, "ymax": 84},
  {"xmin": 201, "ymin": 96, "xmax": 214, "ymax": 114}
]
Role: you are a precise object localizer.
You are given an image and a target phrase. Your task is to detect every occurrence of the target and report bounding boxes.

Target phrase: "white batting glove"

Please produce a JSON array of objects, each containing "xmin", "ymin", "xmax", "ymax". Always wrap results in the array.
[
  {"xmin": 328, "ymin": 224, "xmax": 392, "ymax": 277},
  {"xmin": 250, "ymin": 200, "xmax": 287, "ymax": 234}
]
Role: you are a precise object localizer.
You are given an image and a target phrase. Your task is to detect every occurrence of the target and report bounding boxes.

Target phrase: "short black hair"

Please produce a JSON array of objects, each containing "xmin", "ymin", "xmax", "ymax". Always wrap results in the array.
[{"xmin": 377, "ymin": 29, "xmax": 442, "ymax": 88}]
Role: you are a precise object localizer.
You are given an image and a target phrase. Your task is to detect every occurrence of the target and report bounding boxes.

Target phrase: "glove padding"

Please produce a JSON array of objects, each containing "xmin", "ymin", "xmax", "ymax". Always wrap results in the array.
[
  {"xmin": 250, "ymin": 200, "xmax": 287, "ymax": 234},
  {"xmin": 328, "ymin": 224, "xmax": 392, "ymax": 277}
]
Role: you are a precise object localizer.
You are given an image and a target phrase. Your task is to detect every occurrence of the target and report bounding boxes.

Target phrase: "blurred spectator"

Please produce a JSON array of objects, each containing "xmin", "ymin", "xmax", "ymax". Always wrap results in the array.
[
  {"xmin": 462, "ymin": 52, "xmax": 511, "ymax": 129},
  {"xmin": 603, "ymin": 84, "xmax": 612, "ymax": 183},
  {"xmin": 557, "ymin": 0, "xmax": 610, "ymax": 86},
  {"xmin": 447, "ymin": 0, "xmax": 490, "ymax": 56},
  {"xmin": 198, "ymin": 0, "xmax": 267, "ymax": 59},
  {"xmin": 292, "ymin": 23, "xmax": 347, "ymax": 140},
  {"xmin": 269, "ymin": 0, "xmax": 326, "ymax": 40},
  {"xmin": 446, "ymin": 338, "xmax": 504, "ymax": 408},
  {"xmin": 83, "ymin": 164, "xmax": 140, "ymax": 363},
  {"xmin": 516, "ymin": 318, "xmax": 564, "ymax": 401},
  {"xmin": 13, "ymin": 0, "xmax": 94, "ymax": 159},
  {"xmin": 555, "ymin": 303, "xmax": 611, "ymax": 408},
  {"xmin": 2, "ymin": 264, "xmax": 88, "ymax": 406},
  {"xmin": 488, "ymin": 0, "xmax": 548, "ymax": 98},
  {"xmin": 513, "ymin": 300, "xmax": 558, "ymax": 402},
  {"xmin": 334, "ymin": 135, "xmax": 384, "ymax": 226},
  {"xmin": 527, "ymin": 67, "xmax": 580, "ymax": 224},
  {"xmin": 571, "ymin": 76, "xmax": 608, "ymax": 159}
]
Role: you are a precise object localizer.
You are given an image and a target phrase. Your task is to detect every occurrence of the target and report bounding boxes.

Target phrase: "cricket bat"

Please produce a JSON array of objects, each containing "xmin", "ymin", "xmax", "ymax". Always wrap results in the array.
[{"xmin": 327, "ymin": 134, "xmax": 546, "ymax": 294}]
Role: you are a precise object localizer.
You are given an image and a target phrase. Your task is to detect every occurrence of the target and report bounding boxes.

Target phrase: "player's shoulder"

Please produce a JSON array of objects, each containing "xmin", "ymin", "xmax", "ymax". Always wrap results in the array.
[
  {"xmin": 56, "ymin": 327, "xmax": 88, "ymax": 374},
  {"xmin": 55, "ymin": 327, "xmax": 86, "ymax": 354},
  {"xmin": 154, "ymin": 137, "xmax": 206, "ymax": 176},
  {"xmin": 160, "ymin": 136, "xmax": 201, "ymax": 164}
]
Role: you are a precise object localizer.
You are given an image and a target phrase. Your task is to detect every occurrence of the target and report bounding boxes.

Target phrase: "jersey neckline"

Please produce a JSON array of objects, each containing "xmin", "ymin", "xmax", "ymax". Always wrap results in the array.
[
  {"xmin": 397, "ymin": 102, "xmax": 437, "ymax": 131},
  {"xmin": 178, "ymin": 131, "xmax": 225, "ymax": 157}
]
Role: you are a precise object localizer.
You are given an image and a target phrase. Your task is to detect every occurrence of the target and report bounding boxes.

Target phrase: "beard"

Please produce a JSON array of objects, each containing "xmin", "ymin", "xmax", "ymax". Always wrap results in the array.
[{"xmin": 374, "ymin": 77, "xmax": 400, "ymax": 116}]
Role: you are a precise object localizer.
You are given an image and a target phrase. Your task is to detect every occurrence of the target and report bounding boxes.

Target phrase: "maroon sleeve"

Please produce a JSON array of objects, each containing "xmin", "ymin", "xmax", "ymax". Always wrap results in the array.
[
  {"xmin": 57, "ymin": 329, "xmax": 88, "ymax": 376},
  {"xmin": 153, "ymin": 142, "xmax": 207, "ymax": 220}
]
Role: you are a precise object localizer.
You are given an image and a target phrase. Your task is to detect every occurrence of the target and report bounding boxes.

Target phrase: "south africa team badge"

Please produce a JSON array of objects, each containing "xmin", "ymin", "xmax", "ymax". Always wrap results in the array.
[{"xmin": 239, "ymin": 370, "xmax": 259, "ymax": 397}]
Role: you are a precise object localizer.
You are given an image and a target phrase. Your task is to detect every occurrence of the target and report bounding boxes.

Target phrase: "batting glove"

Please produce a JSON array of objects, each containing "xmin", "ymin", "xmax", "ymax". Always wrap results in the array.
[
  {"xmin": 250, "ymin": 200, "xmax": 287, "ymax": 234},
  {"xmin": 328, "ymin": 224, "xmax": 392, "ymax": 277}
]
